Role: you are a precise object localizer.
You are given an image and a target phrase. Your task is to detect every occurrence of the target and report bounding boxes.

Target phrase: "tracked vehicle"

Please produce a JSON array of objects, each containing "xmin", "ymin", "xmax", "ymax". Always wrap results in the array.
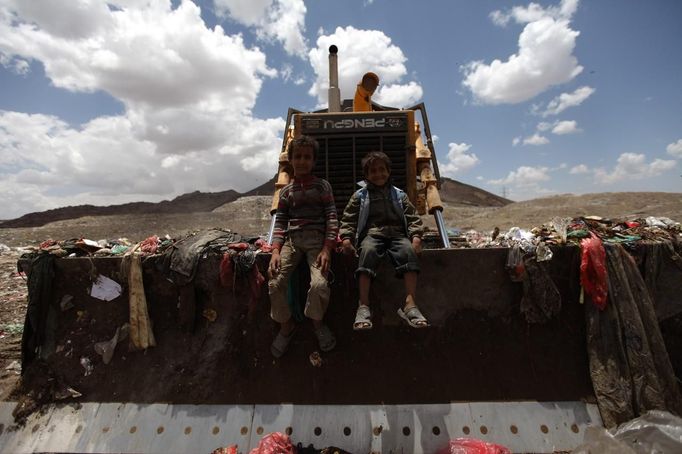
[{"xmin": 3, "ymin": 46, "xmax": 681, "ymax": 454}]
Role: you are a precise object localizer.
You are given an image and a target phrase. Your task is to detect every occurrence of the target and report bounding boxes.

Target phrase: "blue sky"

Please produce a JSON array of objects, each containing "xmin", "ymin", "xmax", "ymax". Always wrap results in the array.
[{"xmin": 0, "ymin": 0, "xmax": 680, "ymax": 219}]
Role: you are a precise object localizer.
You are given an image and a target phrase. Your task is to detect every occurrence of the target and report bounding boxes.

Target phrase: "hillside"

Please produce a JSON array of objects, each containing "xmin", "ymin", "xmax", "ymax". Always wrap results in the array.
[{"xmin": 1, "ymin": 176, "xmax": 506, "ymax": 228}]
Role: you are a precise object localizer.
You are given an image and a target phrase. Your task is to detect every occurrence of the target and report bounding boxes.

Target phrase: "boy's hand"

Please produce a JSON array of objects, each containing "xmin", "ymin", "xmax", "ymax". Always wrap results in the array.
[
  {"xmin": 412, "ymin": 237, "xmax": 423, "ymax": 255},
  {"xmin": 315, "ymin": 247, "xmax": 331, "ymax": 275},
  {"xmin": 268, "ymin": 249, "xmax": 281, "ymax": 279},
  {"xmin": 341, "ymin": 239, "xmax": 357, "ymax": 256}
]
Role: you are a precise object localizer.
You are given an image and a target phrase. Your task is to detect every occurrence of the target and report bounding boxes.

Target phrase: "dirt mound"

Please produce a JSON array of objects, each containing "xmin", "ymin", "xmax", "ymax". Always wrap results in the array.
[{"xmin": 439, "ymin": 177, "xmax": 512, "ymax": 207}]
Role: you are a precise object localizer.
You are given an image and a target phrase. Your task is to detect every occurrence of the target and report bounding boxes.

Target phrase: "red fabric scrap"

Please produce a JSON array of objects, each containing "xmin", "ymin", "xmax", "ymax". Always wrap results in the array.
[
  {"xmin": 580, "ymin": 232, "xmax": 609, "ymax": 310},
  {"xmin": 139, "ymin": 235, "xmax": 159, "ymax": 254},
  {"xmin": 219, "ymin": 252, "xmax": 234, "ymax": 288},
  {"xmin": 437, "ymin": 437, "xmax": 511, "ymax": 454},
  {"xmin": 255, "ymin": 238, "xmax": 273, "ymax": 253},
  {"xmin": 39, "ymin": 239, "xmax": 58, "ymax": 249},
  {"xmin": 248, "ymin": 265, "xmax": 266, "ymax": 311},
  {"xmin": 228, "ymin": 242, "xmax": 250, "ymax": 251},
  {"xmin": 249, "ymin": 432, "xmax": 294, "ymax": 454}
]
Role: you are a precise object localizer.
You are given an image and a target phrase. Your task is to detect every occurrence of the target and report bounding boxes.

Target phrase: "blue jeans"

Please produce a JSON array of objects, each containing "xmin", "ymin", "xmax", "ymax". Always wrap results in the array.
[{"xmin": 357, "ymin": 234, "xmax": 420, "ymax": 278}]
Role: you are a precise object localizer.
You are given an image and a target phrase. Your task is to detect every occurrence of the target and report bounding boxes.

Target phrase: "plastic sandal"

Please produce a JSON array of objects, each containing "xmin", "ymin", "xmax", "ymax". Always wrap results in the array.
[
  {"xmin": 397, "ymin": 305, "xmax": 429, "ymax": 328},
  {"xmin": 353, "ymin": 305, "xmax": 373, "ymax": 330},
  {"xmin": 314, "ymin": 324, "xmax": 337, "ymax": 352},
  {"xmin": 271, "ymin": 328, "xmax": 295, "ymax": 358}
]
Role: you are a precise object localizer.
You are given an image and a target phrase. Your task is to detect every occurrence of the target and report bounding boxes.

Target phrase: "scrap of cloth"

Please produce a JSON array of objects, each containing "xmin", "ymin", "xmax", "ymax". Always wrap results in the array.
[
  {"xmin": 586, "ymin": 243, "xmax": 682, "ymax": 428},
  {"xmin": 168, "ymin": 229, "xmax": 241, "ymax": 285},
  {"xmin": 21, "ymin": 253, "xmax": 56, "ymax": 370}
]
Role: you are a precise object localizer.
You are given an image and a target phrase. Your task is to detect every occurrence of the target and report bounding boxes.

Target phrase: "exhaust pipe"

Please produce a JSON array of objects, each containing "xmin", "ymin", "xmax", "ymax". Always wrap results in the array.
[{"xmin": 328, "ymin": 45, "xmax": 341, "ymax": 112}]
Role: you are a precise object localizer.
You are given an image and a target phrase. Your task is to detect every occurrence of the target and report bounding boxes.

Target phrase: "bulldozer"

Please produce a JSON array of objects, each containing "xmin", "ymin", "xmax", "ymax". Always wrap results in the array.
[
  {"xmin": 268, "ymin": 45, "xmax": 451, "ymax": 250},
  {"xmin": 3, "ymin": 46, "xmax": 681, "ymax": 454}
]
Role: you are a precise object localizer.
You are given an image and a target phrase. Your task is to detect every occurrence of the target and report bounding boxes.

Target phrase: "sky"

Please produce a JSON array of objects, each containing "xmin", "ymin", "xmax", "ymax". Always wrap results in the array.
[{"xmin": 0, "ymin": 0, "xmax": 681, "ymax": 219}]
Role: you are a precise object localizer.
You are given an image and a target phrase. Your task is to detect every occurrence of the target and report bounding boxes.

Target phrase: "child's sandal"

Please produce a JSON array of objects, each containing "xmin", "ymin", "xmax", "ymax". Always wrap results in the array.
[
  {"xmin": 353, "ymin": 305, "xmax": 372, "ymax": 330},
  {"xmin": 397, "ymin": 306, "xmax": 429, "ymax": 328},
  {"xmin": 271, "ymin": 328, "xmax": 295, "ymax": 358}
]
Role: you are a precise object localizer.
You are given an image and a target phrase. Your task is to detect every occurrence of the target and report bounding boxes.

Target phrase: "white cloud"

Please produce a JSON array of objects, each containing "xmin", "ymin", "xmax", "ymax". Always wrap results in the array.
[
  {"xmin": 463, "ymin": 0, "xmax": 582, "ymax": 104},
  {"xmin": 0, "ymin": 1, "xmax": 285, "ymax": 219},
  {"xmin": 536, "ymin": 122, "xmax": 552, "ymax": 132},
  {"xmin": 551, "ymin": 120, "xmax": 580, "ymax": 134},
  {"xmin": 308, "ymin": 26, "xmax": 423, "ymax": 108},
  {"xmin": 666, "ymin": 139, "xmax": 682, "ymax": 159},
  {"xmin": 0, "ymin": 110, "xmax": 283, "ymax": 219},
  {"xmin": 489, "ymin": 0, "xmax": 578, "ymax": 27},
  {"xmin": 439, "ymin": 142, "xmax": 480, "ymax": 176},
  {"xmin": 214, "ymin": 0, "xmax": 308, "ymax": 57},
  {"xmin": 569, "ymin": 164, "xmax": 589, "ymax": 174},
  {"xmin": 374, "ymin": 82, "xmax": 423, "ymax": 108},
  {"xmin": 542, "ymin": 85, "xmax": 595, "ymax": 116},
  {"xmin": 594, "ymin": 153, "xmax": 677, "ymax": 184},
  {"xmin": 489, "ymin": 165, "xmax": 550, "ymax": 186},
  {"xmin": 523, "ymin": 134, "xmax": 550, "ymax": 145},
  {"xmin": 512, "ymin": 137, "xmax": 521, "ymax": 146}
]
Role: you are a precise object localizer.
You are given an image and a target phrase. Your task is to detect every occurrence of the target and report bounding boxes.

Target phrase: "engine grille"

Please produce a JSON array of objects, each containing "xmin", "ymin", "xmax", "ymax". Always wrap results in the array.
[{"xmin": 308, "ymin": 133, "xmax": 408, "ymax": 213}]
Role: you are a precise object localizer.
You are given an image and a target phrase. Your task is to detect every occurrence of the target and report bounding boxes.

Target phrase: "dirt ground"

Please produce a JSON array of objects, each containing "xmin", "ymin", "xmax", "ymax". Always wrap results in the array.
[{"xmin": 0, "ymin": 191, "xmax": 680, "ymax": 402}]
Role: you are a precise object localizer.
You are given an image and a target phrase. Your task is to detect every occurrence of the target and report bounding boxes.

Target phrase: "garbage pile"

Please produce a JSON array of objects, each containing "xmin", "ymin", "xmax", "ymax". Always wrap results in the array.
[{"xmin": 424, "ymin": 215, "xmax": 681, "ymax": 250}]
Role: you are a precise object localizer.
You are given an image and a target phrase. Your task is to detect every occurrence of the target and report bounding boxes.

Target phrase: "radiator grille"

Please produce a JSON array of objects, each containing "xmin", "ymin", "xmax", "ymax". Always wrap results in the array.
[{"xmin": 309, "ymin": 133, "xmax": 408, "ymax": 213}]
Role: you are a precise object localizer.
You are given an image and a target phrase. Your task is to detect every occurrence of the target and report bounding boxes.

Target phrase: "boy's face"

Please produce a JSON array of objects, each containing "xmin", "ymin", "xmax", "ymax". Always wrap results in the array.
[
  {"xmin": 291, "ymin": 145, "xmax": 315, "ymax": 177},
  {"xmin": 366, "ymin": 159, "xmax": 390, "ymax": 187}
]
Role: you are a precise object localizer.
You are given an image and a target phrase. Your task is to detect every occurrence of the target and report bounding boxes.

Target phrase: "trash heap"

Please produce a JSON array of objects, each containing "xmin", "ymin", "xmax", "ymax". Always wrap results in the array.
[{"xmin": 423, "ymin": 215, "xmax": 681, "ymax": 250}]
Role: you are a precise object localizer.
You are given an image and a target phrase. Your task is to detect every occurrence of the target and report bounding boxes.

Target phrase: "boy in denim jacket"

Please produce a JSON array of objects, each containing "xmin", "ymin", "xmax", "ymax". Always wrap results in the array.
[{"xmin": 340, "ymin": 151, "xmax": 429, "ymax": 330}]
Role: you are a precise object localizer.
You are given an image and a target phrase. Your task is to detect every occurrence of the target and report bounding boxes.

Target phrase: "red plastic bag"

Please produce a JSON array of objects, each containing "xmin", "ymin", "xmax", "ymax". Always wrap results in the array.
[
  {"xmin": 249, "ymin": 432, "xmax": 294, "ymax": 454},
  {"xmin": 437, "ymin": 437, "xmax": 511, "ymax": 454},
  {"xmin": 580, "ymin": 233, "xmax": 608, "ymax": 310}
]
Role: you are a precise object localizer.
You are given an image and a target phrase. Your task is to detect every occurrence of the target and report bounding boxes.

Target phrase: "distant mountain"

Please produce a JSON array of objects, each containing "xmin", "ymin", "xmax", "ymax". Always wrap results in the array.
[
  {"xmin": 1, "ymin": 189, "xmax": 241, "ymax": 228},
  {"xmin": 1, "ymin": 175, "xmax": 508, "ymax": 228}
]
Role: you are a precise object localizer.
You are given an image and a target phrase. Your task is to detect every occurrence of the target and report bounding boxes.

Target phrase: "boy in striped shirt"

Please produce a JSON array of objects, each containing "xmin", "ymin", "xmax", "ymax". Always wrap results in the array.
[{"xmin": 268, "ymin": 136, "xmax": 339, "ymax": 357}]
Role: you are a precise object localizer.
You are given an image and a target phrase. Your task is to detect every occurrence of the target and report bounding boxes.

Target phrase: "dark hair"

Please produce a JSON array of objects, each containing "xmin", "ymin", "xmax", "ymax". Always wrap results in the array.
[
  {"xmin": 361, "ymin": 151, "xmax": 391, "ymax": 176},
  {"xmin": 287, "ymin": 135, "xmax": 319, "ymax": 162}
]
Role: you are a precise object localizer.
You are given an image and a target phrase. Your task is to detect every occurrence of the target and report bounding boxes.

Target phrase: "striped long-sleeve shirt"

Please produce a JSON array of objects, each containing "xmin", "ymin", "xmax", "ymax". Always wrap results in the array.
[{"xmin": 271, "ymin": 175, "xmax": 339, "ymax": 251}]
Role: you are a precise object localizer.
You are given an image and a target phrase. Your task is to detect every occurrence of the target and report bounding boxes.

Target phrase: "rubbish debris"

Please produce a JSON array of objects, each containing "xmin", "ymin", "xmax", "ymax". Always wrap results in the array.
[
  {"xmin": 573, "ymin": 410, "xmax": 682, "ymax": 454},
  {"xmin": 80, "ymin": 357, "xmax": 93, "ymax": 376},
  {"xmin": 437, "ymin": 437, "xmax": 511, "ymax": 454},
  {"xmin": 202, "ymin": 309, "xmax": 217, "ymax": 322},
  {"xmin": 5, "ymin": 360, "xmax": 21, "ymax": 374},
  {"xmin": 90, "ymin": 274, "xmax": 122, "ymax": 302},
  {"xmin": 60, "ymin": 294, "xmax": 74, "ymax": 311},
  {"xmin": 54, "ymin": 386, "xmax": 82, "ymax": 400},
  {"xmin": 94, "ymin": 324, "xmax": 130, "ymax": 365},
  {"xmin": 309, "ymin": 351, "xmax": 323, "ymax": 367},
  {"xmin": 551, "ymin": 216, "xmax": 571, "ymax": 243}
]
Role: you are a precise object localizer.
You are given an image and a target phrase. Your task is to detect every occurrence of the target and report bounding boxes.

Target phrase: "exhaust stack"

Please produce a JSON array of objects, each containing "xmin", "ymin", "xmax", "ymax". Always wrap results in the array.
[{"xmin": 328, "ymin": 45, "xmax": 341, "ymax": 112}]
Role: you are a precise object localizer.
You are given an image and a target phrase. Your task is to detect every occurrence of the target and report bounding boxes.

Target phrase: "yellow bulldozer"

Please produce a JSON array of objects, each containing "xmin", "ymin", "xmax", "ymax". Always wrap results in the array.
[{"xmin": 268, "ymin": 45, "xmax": 451, "ymax": 250}]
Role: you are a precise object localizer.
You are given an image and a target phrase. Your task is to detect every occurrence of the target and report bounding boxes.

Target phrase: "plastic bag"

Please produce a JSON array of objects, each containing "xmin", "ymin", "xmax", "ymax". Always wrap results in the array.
[
  {"xmin": 437, "ymin": 437, "xmax": 511, "ymax": 454},
  {"xmin": 573, "ymin": 410, "xmax": 682, "ymax": 454},
  {"xmin": 551, "ymin": 217, "xmax": 571, "ymax": 243},
  {"xmin": 580, "ymin": 233, "xmax": 608, "ymax": 310},
  {"xmin": 249, "ymin": 432, "xmax": 294, "ymax": 454}
]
